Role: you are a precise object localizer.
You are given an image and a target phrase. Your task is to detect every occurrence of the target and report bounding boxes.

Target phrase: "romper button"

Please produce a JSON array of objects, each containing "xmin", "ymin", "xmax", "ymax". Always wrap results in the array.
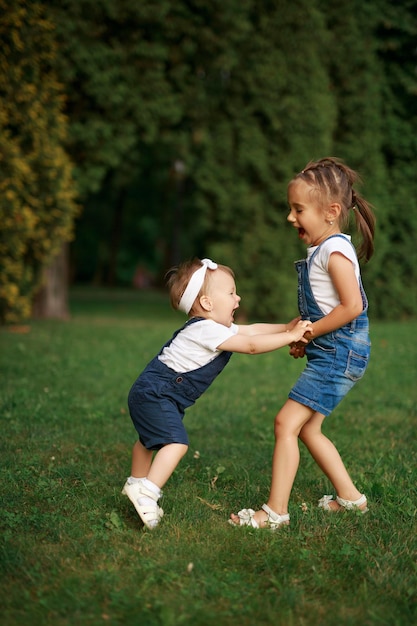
[{"xmin": 176, "ymin": 376, "xmax": 183, "ymax": 383}]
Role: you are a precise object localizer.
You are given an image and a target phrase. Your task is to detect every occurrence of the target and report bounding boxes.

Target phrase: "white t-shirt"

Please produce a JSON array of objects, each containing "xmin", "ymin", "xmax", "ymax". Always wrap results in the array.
[
  {"xmin": 158, "ymin": 319, "xmax": 239, "ymax": 373},
  {"xmin": 307, "ymin": 235, "xmax": 360, "ymax": 315}
]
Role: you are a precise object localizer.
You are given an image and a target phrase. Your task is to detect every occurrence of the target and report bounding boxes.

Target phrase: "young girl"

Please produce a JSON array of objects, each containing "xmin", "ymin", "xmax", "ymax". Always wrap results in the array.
[
  {"xmin": 230, "ymin": 157, "xmax": 376, "ymax": 530},
  {"xmin": 123, "ymin": 258, "xmax": 312, "ymax": 529}
]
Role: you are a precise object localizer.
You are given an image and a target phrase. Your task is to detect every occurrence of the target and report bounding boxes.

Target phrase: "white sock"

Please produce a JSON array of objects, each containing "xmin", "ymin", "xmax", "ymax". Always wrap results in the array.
[
  {"xmin": 137, "ymin": 478, "xmax": 161, "ymax": 508},
  {"xmin": 127, "ymin": 476, "xmax": 161, "ymax": 508},
  {"xmin": 141, "ymin": 478, "xmax": 161, "ymax": 498},
  {"xmin": 127, "ymin": 476, "xmax": 146, "ymax": 485}
]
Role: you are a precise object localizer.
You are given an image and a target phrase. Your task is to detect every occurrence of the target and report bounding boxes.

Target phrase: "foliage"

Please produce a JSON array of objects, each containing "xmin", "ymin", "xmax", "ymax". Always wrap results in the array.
[
  {"xmin": 47, "ymin": 0, "xmax": 183, "ymax": 197},
  {"xmin": 58, "ymin": 0, "xmax": 417, "ymax": 319},
  {"xmin": 60, "ymin": 0, "xmax": 337, "ymax": 315},
  {"xmin": 1, "ymin": 290, "xmax": 416, "ymax": 624},
  {"xmin": 0, "ymin": 0, "xmax": 78, "ymax": 323},
  {"xmin": 369, "ymin": 0, "xmax": 417, "ymax": 318},
  {"xmin": 2, "ymin": 0, "xmax": 417, "ymax": 322},
  {"xmin": 320, "ymin": 0, "xmax": 417, "ymax": 319},
  {"xmin": 194, "ymin": 1, "xmax": 336, "ymax": 318}
]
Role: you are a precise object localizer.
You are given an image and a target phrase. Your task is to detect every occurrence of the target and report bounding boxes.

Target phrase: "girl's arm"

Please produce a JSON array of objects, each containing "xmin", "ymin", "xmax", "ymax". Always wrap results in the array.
[
  {"xmin": 305, "ymin": 253, "xmax": 363, "ymax": 341},
  {"xmin": 217, "ymin": 320, "xmax": 312, "ymax": 354}
]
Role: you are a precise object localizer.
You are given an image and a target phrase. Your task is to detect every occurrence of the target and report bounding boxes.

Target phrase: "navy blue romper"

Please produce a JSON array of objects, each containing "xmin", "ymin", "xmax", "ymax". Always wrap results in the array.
[
  {"xmin": 288, "ymin": 235, "xmax": 371, "ymax": 417},
  {"xmin": 128, "ymin": 317, "xmax": 233, "ymax": 450}
]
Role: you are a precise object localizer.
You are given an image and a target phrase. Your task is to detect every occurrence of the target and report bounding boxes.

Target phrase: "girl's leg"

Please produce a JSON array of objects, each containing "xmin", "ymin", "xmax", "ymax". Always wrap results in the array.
[
  {"xmin": 299, "ymin": 412, "xmax": 366, "ymax": 510},
  {"xmin": 231, "ymin": 399, "xmax": 313, "ymax": 527},
  {"xmin": 147, "ymin": 443, "xmax": 188, "ymax": 489},
  {"xmin": 263, "ymin": 400, "xmax": 314, "ymax": 519}
]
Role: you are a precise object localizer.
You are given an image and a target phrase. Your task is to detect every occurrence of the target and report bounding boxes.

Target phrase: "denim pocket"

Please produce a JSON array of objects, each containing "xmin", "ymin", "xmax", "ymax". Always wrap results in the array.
[
  {"xmin": 309, "ymin": 336, "xmax": 336, "ymax": 353},
  {"xmin": 345, "ymin": 350, "xmax": 369, "ymax": 381}
]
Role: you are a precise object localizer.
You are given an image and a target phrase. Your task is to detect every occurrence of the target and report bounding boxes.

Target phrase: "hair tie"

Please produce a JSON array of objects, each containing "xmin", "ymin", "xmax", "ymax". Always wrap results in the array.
[
  {"xmin": 178, "ymin": 258, "xmax": 218, "ymax": 314},
  {"xmin": 351, "ymin": 190, "xmax": 357, "ymax": 209}
]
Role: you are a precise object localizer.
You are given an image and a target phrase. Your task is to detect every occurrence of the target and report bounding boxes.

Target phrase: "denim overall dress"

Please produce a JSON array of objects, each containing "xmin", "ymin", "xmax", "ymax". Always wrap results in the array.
[
  {"xmin": 288, "ymin": 235, "xmax": 371, "ymax": 417},
  {"xmin": 128, "ymin": 317, "xmax": 233, "ymax": 450}
]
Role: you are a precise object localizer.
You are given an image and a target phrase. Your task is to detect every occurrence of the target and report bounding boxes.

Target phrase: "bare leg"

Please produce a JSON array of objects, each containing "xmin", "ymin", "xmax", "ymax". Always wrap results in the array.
[
  {"xmin": 131, "ymin": 440, "xmax": 153, "ymax": 478},
  {"xmin": 231, "ymin": 399, "xmax": 313, "ymax": 527},
  {"xmin": 147, "ymin": 443, "xmax": 188, "ymax": 489},
  {"xmin": 130, "ymin": 440, "xmax": 188, "ymax": 489},
  {"xmin": 299, "ymin": 413, "xmax": 366, "ymax": 510},
  {"xmin": 123, "ymin": 442, "xmax": 187, "ymax": 530}
]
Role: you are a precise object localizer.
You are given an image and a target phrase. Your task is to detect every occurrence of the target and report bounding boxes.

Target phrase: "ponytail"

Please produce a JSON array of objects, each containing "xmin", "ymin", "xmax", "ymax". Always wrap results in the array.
[{"xmin": 351, "ymin": 192, "xmax": 375, "ymax": 262}]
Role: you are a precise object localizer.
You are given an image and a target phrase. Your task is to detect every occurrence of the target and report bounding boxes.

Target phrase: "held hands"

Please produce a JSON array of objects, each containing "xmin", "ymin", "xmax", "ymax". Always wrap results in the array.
[
  {"xmin": 286, "ymin": 319, "xmax": 313, "ymax": 344},
  {"xmin": 286, "ymin": 319, "xmax": 313, "ymax": 359},
  {"xmin": 289, "ymin": 342, "xmax": 306, "ymax": 359}
]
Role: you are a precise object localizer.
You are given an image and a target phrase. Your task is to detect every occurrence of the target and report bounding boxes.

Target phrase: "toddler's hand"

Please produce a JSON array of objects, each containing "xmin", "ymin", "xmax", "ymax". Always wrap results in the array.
[{"xmin": 287, "ymin": 320, "xmax": 313, "ymax": 343}]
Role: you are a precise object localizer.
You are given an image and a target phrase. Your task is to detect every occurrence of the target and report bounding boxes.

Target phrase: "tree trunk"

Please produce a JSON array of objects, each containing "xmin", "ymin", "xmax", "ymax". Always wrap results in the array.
[{"xmin": 32, "ymin": 243, "xmax": 70, "ymax": 320}]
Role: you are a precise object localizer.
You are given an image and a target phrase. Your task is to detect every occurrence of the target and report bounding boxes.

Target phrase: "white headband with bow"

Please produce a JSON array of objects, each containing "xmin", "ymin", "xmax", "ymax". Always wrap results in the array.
[{"xmin": 178, "ymin": 258, "xmax": 218, "ymax": 314}]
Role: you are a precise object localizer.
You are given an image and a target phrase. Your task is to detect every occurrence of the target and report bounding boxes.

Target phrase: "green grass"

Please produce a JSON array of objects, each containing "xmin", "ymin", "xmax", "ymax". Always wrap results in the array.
[{"xmin": 1, "ymin": 287, "xmax": 416, "ymax": 625}]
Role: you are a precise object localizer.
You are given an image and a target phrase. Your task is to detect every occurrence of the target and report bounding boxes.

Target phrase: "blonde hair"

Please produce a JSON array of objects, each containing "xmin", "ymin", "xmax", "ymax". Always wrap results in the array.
[
  {"xmin": 166, "ymin": 258, "xmax": 234, "ymax": 314},
  {"xmin": 292, "ymin": 157, "xmax": 376, "ymax": 261}
]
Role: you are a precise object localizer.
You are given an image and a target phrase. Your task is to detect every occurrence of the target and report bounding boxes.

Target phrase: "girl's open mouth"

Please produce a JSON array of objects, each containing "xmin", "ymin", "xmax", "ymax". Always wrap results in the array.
[{"xmin": 298, "ymin": 228, "xmax": 305, "ymax": 239}]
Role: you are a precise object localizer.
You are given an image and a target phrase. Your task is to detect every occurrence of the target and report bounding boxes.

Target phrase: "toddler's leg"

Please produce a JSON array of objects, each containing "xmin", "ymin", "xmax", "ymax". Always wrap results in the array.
[
  {"xmin": 123, "ymin": 441, "xmax": 187, "ymax": 530},
  {"xmin": 130, "ymin": 439, "xmax": 153, "ymax": 478},
  {"xmin": 147, "ymin": 443, "xmax": 188, "ymax": 489},
  {"xmin": 129, "ymin": 440, "xmax": 188, "ymax": 488}
]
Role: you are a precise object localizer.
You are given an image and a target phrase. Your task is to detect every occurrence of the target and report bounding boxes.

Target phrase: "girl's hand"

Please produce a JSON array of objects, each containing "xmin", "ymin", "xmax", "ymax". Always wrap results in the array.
[
  {"xmin": 289, "ymin": 341, "xmax": 306, "ymax": 359},
  {"xmin": 289, "ymin": 324, "xmax": 313, "ymax": 357}
]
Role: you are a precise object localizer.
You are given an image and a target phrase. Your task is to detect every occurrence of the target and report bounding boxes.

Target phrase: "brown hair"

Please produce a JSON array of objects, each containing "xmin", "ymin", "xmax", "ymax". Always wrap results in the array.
[
  {"xmin": 165, "ymin": 258, "xmax": 235, "ymax": 314},
  {"xmin": 291, "ymin": 157, "xmax": 376, "ymax": 261}
]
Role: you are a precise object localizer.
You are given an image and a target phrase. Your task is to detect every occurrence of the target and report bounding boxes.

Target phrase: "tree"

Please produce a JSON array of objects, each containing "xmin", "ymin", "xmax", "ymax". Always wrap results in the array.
[
  {"xmin": 46, "ymin": 0, "xmax": 184, "ymax": 284},
  {"xmin": 0, "ymin": 0, "xmax": 78, "ymax": 323},
  {"xmin": 322, "ymin": 0, "xmax": 390, "ymax": 314},
  {"xmin": 6, "ymin": 0, "xmax": 415, "ymax": 321},
  {"xmin": 66, "ymin": 0, "xmax": 337, "ymax": 319},
  {"xmin": 190, "ymin": 0, "xmax": 337, "ymax": 318},
  {"xmin": 371, "ymin": 0, "xmax": 417, "ymax": 317}
]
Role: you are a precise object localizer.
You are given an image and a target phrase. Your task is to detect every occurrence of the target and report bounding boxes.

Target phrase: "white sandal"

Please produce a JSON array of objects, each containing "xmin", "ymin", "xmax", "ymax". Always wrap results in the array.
[
  {"xmin": 229, "ymin": 504, "xmax": 290, "ymax": 530},
  {"xmin": 122, "ymin": 480, "xmax": 164, "ymax": 529},
  {"xmin": 318, "ymin": 493, "xmax": 368, "ymax": 513}
]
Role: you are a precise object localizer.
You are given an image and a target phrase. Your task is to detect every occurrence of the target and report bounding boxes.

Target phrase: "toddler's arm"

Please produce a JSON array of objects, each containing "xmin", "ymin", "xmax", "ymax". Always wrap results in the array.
[
  {"xmin": 237, "ymin": 316, "xmax": 301, "ymax": 337},
  {"xmin": 217, "ymin": 320, "xmax": 312, "ymax": 355}
]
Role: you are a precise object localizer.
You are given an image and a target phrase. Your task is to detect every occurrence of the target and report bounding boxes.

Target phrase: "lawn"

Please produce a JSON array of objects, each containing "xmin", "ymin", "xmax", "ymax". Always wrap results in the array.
[{"xmin": 1, "ymin": 287, "xmax": 416, "ymax": 625}]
